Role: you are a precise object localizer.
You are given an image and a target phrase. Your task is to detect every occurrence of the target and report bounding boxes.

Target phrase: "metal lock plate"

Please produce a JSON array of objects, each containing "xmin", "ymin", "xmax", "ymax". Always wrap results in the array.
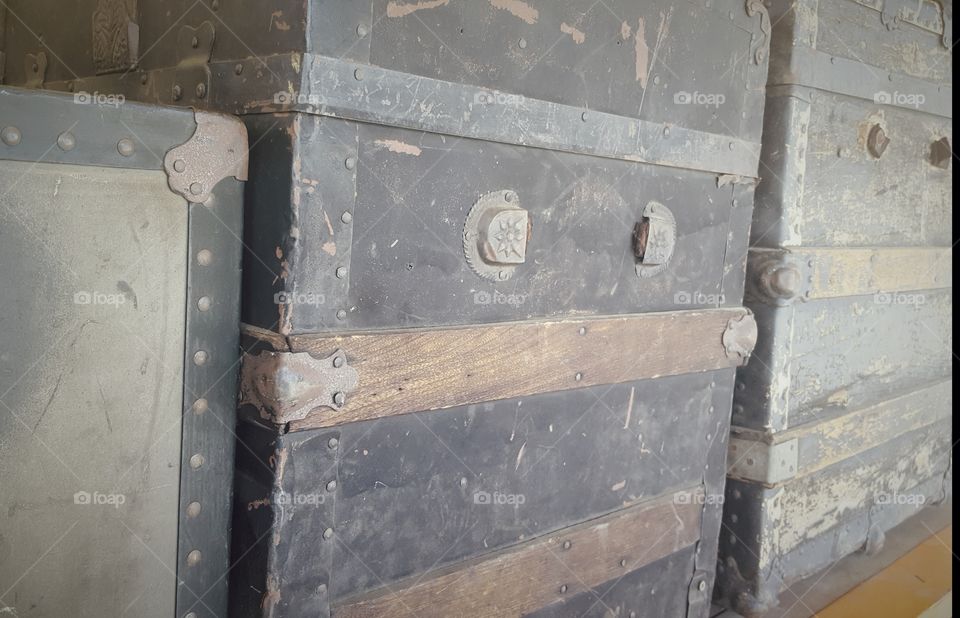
[
  {"xmin": 634, "ymin": 201, "xmax": 677, "ymax": 278},
  {"xmin": 464, "ymin": 190, "xmax": 531, "ymax": 281}
]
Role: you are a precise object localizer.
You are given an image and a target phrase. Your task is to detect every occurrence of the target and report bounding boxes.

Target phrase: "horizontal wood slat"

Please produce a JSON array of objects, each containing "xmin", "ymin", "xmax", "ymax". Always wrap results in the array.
[
  {"xmin": 334, "ymin": 487, "xmax": 704, "ymax": 618},
  {"xmin": 268, "ymin": 308, "xmax": 752, "ymax": 430},
  {"xmin": 806, "ymin": 247, "xmax": 951, "ymax": 299}
]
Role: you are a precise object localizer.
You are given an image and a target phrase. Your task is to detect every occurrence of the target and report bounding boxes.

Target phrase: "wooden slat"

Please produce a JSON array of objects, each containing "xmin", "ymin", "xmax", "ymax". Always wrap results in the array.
[
  {"xmin": 280, "ymin": 308, "xmax": 750, "ymax": 430},
  {"xmin": 806, "ymin": 247, "xmax": 951, "ymax": 299},
  {"xmin": 335, "ymin": 487, "xmax": 704, "ymax": 618}
]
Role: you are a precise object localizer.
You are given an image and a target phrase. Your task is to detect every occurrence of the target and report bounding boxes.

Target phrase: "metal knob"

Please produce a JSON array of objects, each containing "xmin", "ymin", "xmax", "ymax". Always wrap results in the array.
[{"xmin": 762, "ymin": 265, "xmax": 802, "ymax": 300}]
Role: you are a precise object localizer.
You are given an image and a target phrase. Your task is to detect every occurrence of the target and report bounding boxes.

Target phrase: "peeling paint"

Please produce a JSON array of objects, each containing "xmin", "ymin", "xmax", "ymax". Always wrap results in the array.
[
  {"xmin": 561, "ymin": 22, "xmax": 586, "ymax": 44},
  {"xmin": 621, "ymin": 21, "xmax": 632, "ymax": 40},
  {"xmin": 321, "ymin": 241, "xmax": 337, "ymax": 256},
  {"xmin": 489, "ymin": 0, "xmax": 539, "ymax": 24},
  {"xmin": 374, "ymin": 139, "xmax": 423, "ymax": 156},
  {"xmin": 270, "ymin": 10, "xmax": 291, "ymax": 31},
  {"xmin": 386, "ymin": 0, "xmax": 450, "ymax": 18},
  {"xmin": 611, "ymin": 479, "xmax": 626, "ymax": 491},
  {"xmin": 635, "ymin": 17, "xmax": 649, "ymax": 87}
]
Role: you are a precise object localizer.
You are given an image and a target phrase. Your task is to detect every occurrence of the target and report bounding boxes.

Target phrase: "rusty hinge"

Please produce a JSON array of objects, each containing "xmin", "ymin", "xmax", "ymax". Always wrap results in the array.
[{"xmin": 240, "ymin": 350, "xmax": 359, "ymax": 424}]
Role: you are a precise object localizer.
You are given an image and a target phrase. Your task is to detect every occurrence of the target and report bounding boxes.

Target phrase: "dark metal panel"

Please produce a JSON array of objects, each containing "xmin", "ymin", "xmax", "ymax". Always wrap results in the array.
[{"xmin": 230, "ymin": 369, "xmax": 736, "ymax": 609}]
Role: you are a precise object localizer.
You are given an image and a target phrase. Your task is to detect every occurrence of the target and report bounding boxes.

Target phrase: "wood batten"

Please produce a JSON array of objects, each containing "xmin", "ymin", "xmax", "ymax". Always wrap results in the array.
[
  {"xmin": 334, "ymin": 487, "xmax": 704, "ymax": 618},
  {"xmin": 240, "ymin": 308, "xmax": 754, "ymax": 430},
  {"xmin": 806, "ymin": 247, "xmax": 951, "ymax": 299}
]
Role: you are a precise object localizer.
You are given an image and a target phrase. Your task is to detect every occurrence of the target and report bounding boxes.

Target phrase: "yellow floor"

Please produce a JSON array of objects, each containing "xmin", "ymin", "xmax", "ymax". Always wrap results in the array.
[{"xmin": 817, "ymin": 526, "xmax": 952, "ymax": 618}]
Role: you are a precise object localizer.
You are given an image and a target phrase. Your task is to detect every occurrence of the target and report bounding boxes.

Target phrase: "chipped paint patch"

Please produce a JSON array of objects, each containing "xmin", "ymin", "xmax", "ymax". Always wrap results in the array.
[
  {"xmin": 374, "ymin": 139, "xmax": 423, "ymax": 156},
  {"xmin": 270, "ymin": 10, "xmax": 291, "ymax": 31},
  {"xmin": 561, "ymin": 22, "xmax": 586, "ymax": 44},
  {"xmin": 611, "ymin": 480, "xmax": 627, "ymax": 491},
  {"xmin": 635, "ymin": 17, "xmax": 650, "ymax": 87},
  {"xmin": 386, "ymin": 0, "xmax": 449, "ymax": 18},
  {"xmin": 621, "ymin": 21, "xmax": 632, "ymax": 40},
  {"xmin": 321, "ymin": 241, "xmax": 337, "ymax": 256},
  {"xmin": 489, "ymin": 0, "xmax": 539, "ymax": 24}
]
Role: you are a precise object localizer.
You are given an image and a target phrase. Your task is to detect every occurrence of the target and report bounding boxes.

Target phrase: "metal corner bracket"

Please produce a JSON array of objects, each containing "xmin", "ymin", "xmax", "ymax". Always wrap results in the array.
[
  {"xmin": 722, "ymin": 312, "xmax": 759, "ymax": 365},
  {"xmin": 727, "ymin": 437, "xmax": 799, "ymax": 485},
  {"xmin": 164, "ymin": 110, "xmax": 249, "ymax": 204}
]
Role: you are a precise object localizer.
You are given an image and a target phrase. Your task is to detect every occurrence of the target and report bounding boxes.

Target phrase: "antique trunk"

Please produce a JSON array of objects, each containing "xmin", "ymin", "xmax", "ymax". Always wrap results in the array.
[
  {"xmin": 0, "ymin": 87, "xmax": 246, "ymax": 617},
  {"xmin": 715, "ymin": 0, "xmax": 953, "ymax": 614},
  {"xmin": 2, "ymin": 1, "xmax": 772, "ymax": 616}
]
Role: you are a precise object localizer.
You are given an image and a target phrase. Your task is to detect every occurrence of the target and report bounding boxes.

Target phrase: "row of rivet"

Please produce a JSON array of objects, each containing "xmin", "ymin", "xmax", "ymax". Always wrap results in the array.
[
  {"xmin": 322, "ymin": 436, "xmax": 340, "ymax": 541},
  {"xmin": 1, "ymin": 125, "xmax": 140, "ymax": 157},
  {"xmin": 335, "ymin": 149, "xmax": 358, "ymax": 322}
]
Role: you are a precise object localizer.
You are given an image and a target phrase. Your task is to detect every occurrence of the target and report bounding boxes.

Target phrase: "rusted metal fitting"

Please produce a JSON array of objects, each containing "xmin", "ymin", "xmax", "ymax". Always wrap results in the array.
[
  {"xmin": 634, "ymin": 201, "xmax": 677, "ymax": 278},
  {"xmin": 464, "ymin": 190, "xmax": 531, "ymax": 281},
  {"xmin": 239, "ymin": 349, "xmax": 359, "ymax": 424},
  {"xmin": 163, "ymin": 111, "xmax": 249, "ymax": 204},
  {"xmin": 759, "ymin": 264, "xmax": 802, "ymax": 301},
  {"xmin": 866, "ymin": 124, "xmax": 889, "ymax": 158},
  {"xmin": 722, "ymin": 312, "xmax": 758, "ymax": 365},
  {"xmin": 930, "ymin": 137, "xmax": 951, "ymax": 169}
]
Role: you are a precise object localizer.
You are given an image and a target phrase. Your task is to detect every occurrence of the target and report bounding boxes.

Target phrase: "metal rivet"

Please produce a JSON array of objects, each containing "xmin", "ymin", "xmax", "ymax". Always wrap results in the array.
[
  {"xmin": 190, "ymin": 182, "xmax": 204, "ymax": 196},
  {"xmin": 497, "ymin": 270, "xmax": 508, "ymax": 280},
  {"xmin": 186, "ymin": 550, "xmax": 202, "ymax": 566},
  {"xmin": 663, "ymin": 126, "xmax": 670, "ymax": 137},
  {"xmin": 341, "ymin": 211, "xmax": 353, "ymax": 223},
  {"xmin": 574, "ymin": 372, "xmax": 583, "ymax": 381},
  {"xmin": 57, "ymin": 132, "xmax": 76, "ymax": 151},
  {"xmin": 345, "ymin": 156, "xmax": 357, "ymax": 170},
  {"xmin": 336, "ymin": 266, "xmax": 347, "ymax": 279},
  {"xmin": 357, "ymin": 24, "xmax": 369, "ymax": 37},
  {"xmin": 197, "ymin": 296, "xmax": 212, "ymax": 312},
  {"xmin": 562, "ymin": 540, "xmax": 572, "ymax": 550},
  {"xmin": 336, "ymin": 309, "xmax": 347, "ymax": 320},
  {"xmin": 620, "ymin": 558, "xmax": 628, "ymax": 567},
  {"xmin": 186, "ymin": 501, "xmax": 202, "ymax": 518},
  {"xmin": 698, "ymin": 580, "xmax": 707, "ymax": 592},
  {"xmin": 328, "ymin": 437, "xmax": 339, "ymax": 449},
  {"xmin": 211, "ymin": 0, "xmax": 219, "ymax": 9},
  {"xmin": 559, "ymin": 585, "xmax": 568, "ymax": 594},
  {"xmin": 581, "ymin": 111, "xmax": 589, "ymax": 122},
  {"xmin": 578, "ymin": 327, "xmax": 586, "ymax": 335},
  {"xmin": 173, "ymin": 159, "xmax": 186, "ymax": 173},
  {"xmin": 117, "ymin": 138, "xmax": 135, "ymax": 157},
  {"xmin": 32, "ymin": 63, "xmax": 38, "ymax": 73},
  {"xmin": 192, "ymin": 399, "xmax": 208, "ymax": 414},
  {"xmin": 172, "ymin": 84, "xmax": 183, "ymax": 100},
  {"xmin": 730, "ymin": 514, "xmax": 738, "ymax": 523},
  {"xmin": 653, "ymin": 75, "xmax": 661, "ymax": 85},
  {"xmin": 193, "ymin": 350, "xmax": 209, "ymax": 366},
  {"xmin": 1, "ymin": 126, "xmax": 21, "ymax": 147},
  {"xmin": 197, "ymin": 249, "xmax": 213, "ymax": 265},
  {"xmin": 459, "ymin": 477, "xmax": 468, "ymax": 487},
  {"xmin": 518, "ymin": 38, "xmax": 527, "ymax": 49},
  {"xmin": 708, "ymin": 405, "xmax": 715, "ymax": 413},
  {"xmin": 504, "ymin": 191, "xmax": 514, "ymax": 202},
  {"xmin": 333, "ymin": 356, "xmax": 345, "ymax": 368},
  {"xmin": 191, "ymin": 36, "xmax": 200, "ymax": 48},
  {"xmin": 326, "ymin": 480, "xmax": 338, "ymax": 492},
  {"xmin": 196, "ymin": 83, "xmax": 207, "ymax": 99},
  {"xmin": 728, "ymin": 142, "xmax": 735, "ymax": 150},
  {"xmin": 333, "ymin": 392, "xmax": 346, "ymax": 406},
  {"xmin": 830, "ymin": 56, "xmax": 836, "ymax": 64},
  {"xmin": 733, "ymin": 489, "xmax": 742, "ymax": 499},
  {"xmin": 189, "ymin": 454, "xmax": 204, "ymax": 469},
  {"xmin": 323, "ymin": 528, "xmax": 334, "ymax": 540},
  {"xmin": 234, "ymin": 63, "xmax": 244, "ymax": 75},
  {"xmin": 630, "ymin": 613, "xmax": 637, "ymax": 618},
  {"xmin": 354, "ymin": 68, "xmax": 364, "ymax": 80}
]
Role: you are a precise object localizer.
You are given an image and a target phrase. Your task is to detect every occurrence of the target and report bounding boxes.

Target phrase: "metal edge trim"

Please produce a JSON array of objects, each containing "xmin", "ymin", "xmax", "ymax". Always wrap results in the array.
[
  {"xmin": 768, "ymin": 46, "xmax": 952, "ymax": 118},
  {"xmin": 174, "ymin": 176, "xmax": 244, "ymax": 618}
]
